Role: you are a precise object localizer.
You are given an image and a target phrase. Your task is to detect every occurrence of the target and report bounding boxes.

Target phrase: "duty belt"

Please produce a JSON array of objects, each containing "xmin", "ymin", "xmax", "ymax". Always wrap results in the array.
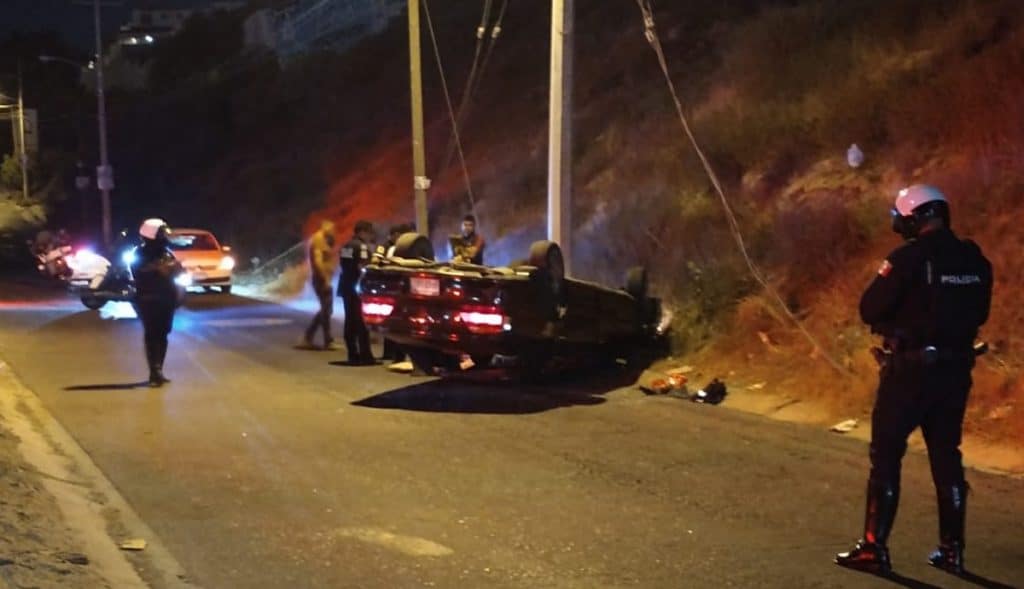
[{"xmin": 872, "ymin": 342, "xmax": 987, "ymax": 367}]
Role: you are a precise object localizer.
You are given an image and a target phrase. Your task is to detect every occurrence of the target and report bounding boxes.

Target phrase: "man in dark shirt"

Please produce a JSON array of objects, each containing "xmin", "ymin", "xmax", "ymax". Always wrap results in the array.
[
  {"xmin": 836, "ymin": 185, "xmax": 993, "ymax": 576},
  {"xmin": 451, "ymin": 214, "xmax": 485, "ymax": 265},
  {"xmin": 131, "ymin": 218, "xmax": 186, "ymax": 387},
  {"xmin": 338, "ymin": 220, "xmax": 375, "ymax": 364}
]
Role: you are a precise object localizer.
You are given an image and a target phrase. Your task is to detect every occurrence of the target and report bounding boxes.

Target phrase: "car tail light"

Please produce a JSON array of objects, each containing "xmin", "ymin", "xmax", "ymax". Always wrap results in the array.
[
  {"xmin": 362, "ymin": 296, "xmax": 395, "ymax": 325},
  {"xmin": 456, "ymin": 305, "xmax": 509, "ymax": 335}
]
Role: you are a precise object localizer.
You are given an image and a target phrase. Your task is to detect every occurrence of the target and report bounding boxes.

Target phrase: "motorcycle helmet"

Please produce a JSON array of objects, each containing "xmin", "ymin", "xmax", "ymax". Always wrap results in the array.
[
  {"xmin": 139, "ymin": 218, "xmax": 169, "ymax": 241},
  {"xmin": 891, "ymin": 184, "xmax": 949, "ymax": 239}
]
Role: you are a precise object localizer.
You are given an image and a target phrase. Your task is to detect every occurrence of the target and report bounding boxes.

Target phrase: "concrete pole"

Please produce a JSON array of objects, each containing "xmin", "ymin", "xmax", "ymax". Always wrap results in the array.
[
  {"xmin": 547, "ymin": 0, "xmax": 573, "ymax": 275},
  {"xmin": 408, "ymin": 0, "xmax": 430, "ymax": 237},
  {"xmin": 16, "ymin": 61, "xmax": 28, "ymax": 205},
  {"xmin": 94, "ymin": 0, "xmax": 112, "ymax": 247}
]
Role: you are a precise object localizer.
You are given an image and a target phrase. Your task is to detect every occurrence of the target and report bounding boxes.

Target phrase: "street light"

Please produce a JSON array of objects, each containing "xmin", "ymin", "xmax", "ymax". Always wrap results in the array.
[{"xmin": 40, "ymin": 53, "xmax": 113, "ymax": 247}]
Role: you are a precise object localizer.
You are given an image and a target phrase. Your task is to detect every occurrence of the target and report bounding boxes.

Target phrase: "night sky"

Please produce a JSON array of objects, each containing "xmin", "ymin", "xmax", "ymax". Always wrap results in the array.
[{"xmin": 1, "ymin": 0, "xmax": 227, "ymax": 52}]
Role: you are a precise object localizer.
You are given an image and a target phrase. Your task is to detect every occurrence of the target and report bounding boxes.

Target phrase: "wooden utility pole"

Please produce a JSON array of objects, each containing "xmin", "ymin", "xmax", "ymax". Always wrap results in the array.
[
  {"xmin": 16, "ymin": 61, "xmax": 28, "ymax": 204},
  {"xmin": 408, "ymin": 0, "xmax": 430, "ymax": 236},
  {"xmin": 93, "ymin": 0, "xmax": 113, "ymax": 248},
  {"xmin": 547, "ymin": 0, "xmax": 573, "ymax": 274}
]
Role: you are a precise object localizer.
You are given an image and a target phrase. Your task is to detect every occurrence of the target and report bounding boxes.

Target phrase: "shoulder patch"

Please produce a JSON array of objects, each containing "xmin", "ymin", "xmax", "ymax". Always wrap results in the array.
[{"xmin": 877, "ymin": 259, "xmax": 893, "ymax": 277}]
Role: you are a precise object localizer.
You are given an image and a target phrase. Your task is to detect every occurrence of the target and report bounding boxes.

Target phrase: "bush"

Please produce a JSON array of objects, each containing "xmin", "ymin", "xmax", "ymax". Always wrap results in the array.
[{"xmin": 0, "ymin": 154, "xmax": 21, "ymax": 190}]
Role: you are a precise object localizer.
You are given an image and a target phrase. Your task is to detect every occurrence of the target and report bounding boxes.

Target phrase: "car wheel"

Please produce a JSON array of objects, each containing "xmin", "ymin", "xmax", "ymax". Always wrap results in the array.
[
  {"xmin": 527, "ymin": 241, "xmax": 567, "ymax": 320},
  {"xmin": 625, "ymin": 266, "xmax": 648, "ymax": 300},
  {"xmin": 221, "ymin": 285, "xmax": 232, "ymax": 294},
  {"xmin": 81, "ymin": 296, "xmax": 104, "ymax": 310},
  {"xmin": 393, "ymin": 233, "xmax": 435, "ymax": 261}
]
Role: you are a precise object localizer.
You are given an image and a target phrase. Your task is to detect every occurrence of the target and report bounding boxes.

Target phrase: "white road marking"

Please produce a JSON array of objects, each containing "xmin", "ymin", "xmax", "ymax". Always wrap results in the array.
[{"xmin": 334, "ymin": 527, "xmax": 454, "ymax": 557}]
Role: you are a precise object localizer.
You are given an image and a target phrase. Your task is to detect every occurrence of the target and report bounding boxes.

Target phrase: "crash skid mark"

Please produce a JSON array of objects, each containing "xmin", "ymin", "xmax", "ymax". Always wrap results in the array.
[{"xmin": 333, "ymin": 527, "xmax": 454, "ymax": 557}]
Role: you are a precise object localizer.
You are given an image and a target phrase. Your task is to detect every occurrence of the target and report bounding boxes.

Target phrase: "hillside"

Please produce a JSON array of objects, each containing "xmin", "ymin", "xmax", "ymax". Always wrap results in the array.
[{"xmin": 106, "ymin": 0, "xmax": 1023, "ymax": 445}]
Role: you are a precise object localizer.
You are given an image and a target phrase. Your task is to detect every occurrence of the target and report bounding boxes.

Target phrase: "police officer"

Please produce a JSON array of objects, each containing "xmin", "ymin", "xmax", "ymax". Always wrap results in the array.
[
  {"xmin": 836, "ymin": 185, "xmax": 993, "ymax": 575},
  {"xmin": 373, "ymin": 223, "xmax": 406, "ymax": 263},
  {"xmin": 375, "ymin": 223, "xmax": 410, "ymax": 364},
  {"xmin": 131, "ymin": 218, "xmax": 186, "ymax": 387},
  {"xmin": 338, "ymin": 220, "xmax": 375, "ymax": 365}
]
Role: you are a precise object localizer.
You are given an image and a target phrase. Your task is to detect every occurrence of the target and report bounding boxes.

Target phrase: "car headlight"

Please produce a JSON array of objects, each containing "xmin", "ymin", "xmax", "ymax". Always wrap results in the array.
[
  {"xmin": 174, "ymin": 273, "xmax": 193, "ymax": 287},
  {"xmin": 218, "ymin": 256, "xmax": 235, "ymax": 271}
]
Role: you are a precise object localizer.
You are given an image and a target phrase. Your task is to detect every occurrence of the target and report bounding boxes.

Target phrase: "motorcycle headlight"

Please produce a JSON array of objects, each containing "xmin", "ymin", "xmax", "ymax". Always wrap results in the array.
[
  {"xmin": 121, "ymin": 250, "xmax": 137, "ymax": 266},
  {"xmin": 218, "ymin": 256, "xmax": 235, "ymax": 271},
  {"xmin": 174, "ymin": 273, "xmax": 193, "ymax": 287}
]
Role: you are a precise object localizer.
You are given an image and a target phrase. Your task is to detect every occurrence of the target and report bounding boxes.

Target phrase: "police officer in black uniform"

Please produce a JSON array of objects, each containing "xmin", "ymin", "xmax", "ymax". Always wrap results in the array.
[
  {"xmin": 131, "ymin": 218, "xmax": 186, "ymax": 387},
  {"xmin": 338, "ymin": 220, "xmax": 375, "ymax": 365},
  {"xmin": 836, "ymin": 185, "xmax": 993, "ymax": 575},
  {"xmin": 376, "ymin": 223, "xmax": 411, "ymax": 364}
]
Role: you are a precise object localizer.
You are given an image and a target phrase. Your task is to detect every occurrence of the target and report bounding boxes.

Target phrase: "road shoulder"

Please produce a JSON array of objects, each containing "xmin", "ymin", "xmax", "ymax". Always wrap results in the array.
[{"xmin": 0, "ymin": 358, "xmax": 196, "ymax": 589}]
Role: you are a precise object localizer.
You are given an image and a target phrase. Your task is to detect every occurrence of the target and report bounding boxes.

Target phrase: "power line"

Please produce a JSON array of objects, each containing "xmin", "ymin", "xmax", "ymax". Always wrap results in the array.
[
  {"xmin": 632, "ymin": 0, "xmax": 851, "ymax": 376},
  {"xmin": 435, "ymin": 0, "xmax": 509, "ymax": 178},
  {"xmin": 422, "ymin": 0, "xmax": 477, "ymax": 215}
]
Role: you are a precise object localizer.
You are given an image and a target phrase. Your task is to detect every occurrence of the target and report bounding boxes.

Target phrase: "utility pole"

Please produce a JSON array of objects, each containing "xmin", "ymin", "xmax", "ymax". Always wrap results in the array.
[
  {"xmin": 93, "ymin": 0, "xmax": 113, "ymax": 248},
  {"xmin": 16, "ymin": 60, "xmax": 28, "ymax": 205},
  {"xmin": 408, "ymin": 0, "xmax": 430, "ymax": 236},
  {"xmin": 548, "ymin": 0, "xmax": 573, "ymax": 275}
]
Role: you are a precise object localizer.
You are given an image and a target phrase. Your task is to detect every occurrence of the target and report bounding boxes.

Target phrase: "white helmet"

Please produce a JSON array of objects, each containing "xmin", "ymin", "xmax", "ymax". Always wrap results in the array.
[
  {"xmin": 894, "ymin": 184, "xmax": 946, "ymax": 216},
  {"xmin": 139, "ymin": 218, "xmax": 169, "ymax": 240}
]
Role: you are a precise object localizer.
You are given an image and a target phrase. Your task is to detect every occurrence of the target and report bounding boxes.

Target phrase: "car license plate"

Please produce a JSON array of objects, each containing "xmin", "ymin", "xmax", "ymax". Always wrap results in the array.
[{"xmin": 410, "ymin": 277, "xmax": 440, "ymax": 297}]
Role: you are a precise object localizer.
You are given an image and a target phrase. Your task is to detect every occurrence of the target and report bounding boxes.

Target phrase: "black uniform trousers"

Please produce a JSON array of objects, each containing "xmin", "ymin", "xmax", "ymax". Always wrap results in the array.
[
  {"xmin": 870, "ymin": 355, "xmax": 972, "ymax": 490},
  {"xmin": 137, "ymin": 300, "xmax": 176, "ymax": 370},
  {"xmin": 341, "ymin": 290, "xmax": 371, "ymax": 361}
]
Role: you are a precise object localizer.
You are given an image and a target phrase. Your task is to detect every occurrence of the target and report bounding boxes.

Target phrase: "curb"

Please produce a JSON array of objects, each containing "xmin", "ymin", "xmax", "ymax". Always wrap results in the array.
[{"xmin": 0, "ymin": 359, "xmax": 198, "ymax": 589}]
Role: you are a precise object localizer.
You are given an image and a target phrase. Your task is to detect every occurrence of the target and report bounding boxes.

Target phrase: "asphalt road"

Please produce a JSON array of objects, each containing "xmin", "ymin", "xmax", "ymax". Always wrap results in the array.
[{"xmin": 1, "ymin": 278, "xmax": 1022, "ymax": 589}]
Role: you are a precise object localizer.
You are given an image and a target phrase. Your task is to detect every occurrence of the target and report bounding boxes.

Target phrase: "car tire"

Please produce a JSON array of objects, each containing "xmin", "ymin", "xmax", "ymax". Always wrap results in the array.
[
  {"xmin": 527, "ymin": 241, "xmax": 567, "ymax": 321},
  {"xmin": 81, "ymin": 296, "xmax": 104, "ymax": 310},
  {"xmin": 625, "ymin": 266, "xmax": 648, "ymax": 300},
  {"xmin": 221, "ymin": 285, "xmax": 232, "ymax": 294},
  {"xmin": 393, "ymin": 233, "xmax": 435, "ymax": 261}
]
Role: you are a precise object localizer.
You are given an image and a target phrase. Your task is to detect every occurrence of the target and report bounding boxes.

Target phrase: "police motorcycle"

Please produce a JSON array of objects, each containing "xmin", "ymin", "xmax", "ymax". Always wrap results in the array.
[{"xmin": 64, "ymin": 232, "xmax": 139, "ymax": 310}]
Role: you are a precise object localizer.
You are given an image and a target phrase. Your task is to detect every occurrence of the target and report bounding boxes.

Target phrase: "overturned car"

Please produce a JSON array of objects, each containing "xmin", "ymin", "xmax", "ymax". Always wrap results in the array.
[{"xmin": 358, "ymin": 234, "xmax": 667, "ymax": 378}]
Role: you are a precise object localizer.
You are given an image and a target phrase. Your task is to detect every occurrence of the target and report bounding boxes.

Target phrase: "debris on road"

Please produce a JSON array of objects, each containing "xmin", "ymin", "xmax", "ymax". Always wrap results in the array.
[
  {"xmin": 387, "ymin": 361, "xmax": 415, "ymax": 373},
  {"xmin": 692, "ymin": 379, "xmax": 728, "ymax": 405},
  {"xmin": 638, "ymin": 368, "xmax": 689, "ymax": 396},
  {"xmin": 830, "ymin": 419, "xmax": 859, "ymax": 434},
  {"xmin": 747, "ymin": 382, "xmax": 767, "ymax": 391},
  {"xmin": 56, "ymin": 552, "xmax": 90, "ymax": 565},
  {"xmin": 119, "ymin": 538, "xmax": 147, "ymax": 551}
]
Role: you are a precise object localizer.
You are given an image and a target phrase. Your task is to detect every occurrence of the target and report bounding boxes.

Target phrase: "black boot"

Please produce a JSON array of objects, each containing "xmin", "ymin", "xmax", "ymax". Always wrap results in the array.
[
  {"xmin": 145, "ymin": 339, "xmax": 161, "ymax": 387},
  {"xmin": 928, "ymin": 482, "xmax": 967, "ymax": 574},
  {"xmin": 148, "ymin": 364, "xmax": 164, "ymax": 387},
  {"xmin": 835, "ymin": 480, "xmax": 900, "ymax": 574}
]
